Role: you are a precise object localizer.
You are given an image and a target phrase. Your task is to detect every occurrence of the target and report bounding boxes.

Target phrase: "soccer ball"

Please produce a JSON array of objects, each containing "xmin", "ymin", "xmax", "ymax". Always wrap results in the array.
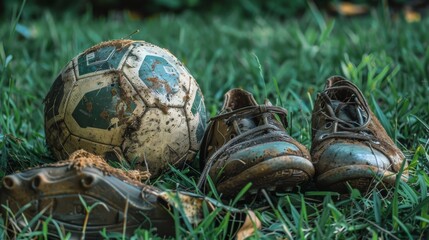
[{"xmin": 44, "ymin": 40, "xmax": 207, "ymax": 177}]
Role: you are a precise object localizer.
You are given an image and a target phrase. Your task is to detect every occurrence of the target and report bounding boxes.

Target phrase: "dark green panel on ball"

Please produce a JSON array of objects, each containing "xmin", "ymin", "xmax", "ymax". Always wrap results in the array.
[
  {"xmin": 138, "ymin": 55, "xmax": 179, "ymax": 96},
  {"xmin": 191, "ymin": 90, "xmax": 207, "ymax": 142},
  {"xmin": 44, "ymin": 74, "xmax": 64, "ymax": 120},
  {"xmin": 72, "ymin": 83, "xmax": 136, "ymax": 129},
  {"xmin": 77, "ymin": 46, "xmax": 129, "ymax": 76}
]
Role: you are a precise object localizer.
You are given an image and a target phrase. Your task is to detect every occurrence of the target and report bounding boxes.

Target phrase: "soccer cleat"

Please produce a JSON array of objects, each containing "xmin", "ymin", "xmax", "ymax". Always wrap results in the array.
[
  {"xmin": 0, "ymin": 150, "xmax": 260, "ymax": 239},
  {"xmin": 198, "ymin": 89, "xmax": 315, "ymax": 198},
  {"xmin": 311, "ymin": 76, "xmax": 408, "ymax": 192}
]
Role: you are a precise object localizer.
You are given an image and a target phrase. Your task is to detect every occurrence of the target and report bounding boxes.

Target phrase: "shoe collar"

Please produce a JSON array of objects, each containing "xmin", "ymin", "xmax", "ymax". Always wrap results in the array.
[{"xmin": 222, "ymin": 88, "xmax": 258, "ymax": 111}]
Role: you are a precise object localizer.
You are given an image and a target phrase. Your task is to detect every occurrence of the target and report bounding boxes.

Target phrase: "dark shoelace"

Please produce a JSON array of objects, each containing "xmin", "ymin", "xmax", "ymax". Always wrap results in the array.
[{"xmin": 315, "ymin": 80, "xmax": 374, "ymax": 141}]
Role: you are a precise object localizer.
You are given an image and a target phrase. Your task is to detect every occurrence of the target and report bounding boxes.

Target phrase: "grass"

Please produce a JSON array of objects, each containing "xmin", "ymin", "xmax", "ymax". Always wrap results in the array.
[{"xmin": 1, "ymin": 2, "xmax": 429, "ymax": 239}]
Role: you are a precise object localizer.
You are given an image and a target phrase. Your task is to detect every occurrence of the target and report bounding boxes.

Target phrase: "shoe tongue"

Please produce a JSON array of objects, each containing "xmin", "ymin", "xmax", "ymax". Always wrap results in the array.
[
  {"xmin": 331, "ymin": 100, "xmax": 367, "ymax": 127},
  {"xmin": 237, "ymin": 118, "xmax": 257, "ymax": 132},
  {"xmin": 224, "ymin": 90, "xmax": 260, "ymax": 133}
]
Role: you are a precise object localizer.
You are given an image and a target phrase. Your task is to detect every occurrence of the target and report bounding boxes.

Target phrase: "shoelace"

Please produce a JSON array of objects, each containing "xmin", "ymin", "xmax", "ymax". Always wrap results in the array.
[
  {"xmin": 317, "ymin": 81, "xmax": 373, "ymax": 140},
  {"xmin": 197, "ymin": 105, "xmax": 288, "ymax": 189}
]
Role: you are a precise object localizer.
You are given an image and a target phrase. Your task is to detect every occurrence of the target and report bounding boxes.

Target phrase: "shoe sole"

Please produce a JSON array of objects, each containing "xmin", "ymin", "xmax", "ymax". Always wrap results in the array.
[
  {"xmin": 0, "ymin": 165, "xmax": 175, "ymax": 238},
  {"xmin": 216, "ymin": 155, "xmax": 315, "ymax": 197},
  {"xmin": 316, "ymin": 165, "xmax": 407, "ymax": 192}
]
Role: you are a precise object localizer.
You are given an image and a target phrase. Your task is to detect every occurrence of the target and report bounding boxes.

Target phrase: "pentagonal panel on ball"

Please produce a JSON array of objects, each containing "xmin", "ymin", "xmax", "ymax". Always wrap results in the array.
[
  {"xmin": 74, "ymin": 42, "xmax": 133, "ymax": 79},
  {"xmin": 123, "ymin": 43, "xmax": 190, "ymax": 108},
  {"xmin": 64, "ymin": 72, "xmax": 145, "ymax": 146},
  {"xmin": 184, "ymin": 81, "xmax": 207, "ymax": 151}
]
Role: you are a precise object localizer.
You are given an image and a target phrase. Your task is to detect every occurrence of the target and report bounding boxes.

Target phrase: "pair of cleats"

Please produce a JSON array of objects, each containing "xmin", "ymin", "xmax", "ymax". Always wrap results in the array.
[
  {"xmin": 198, "ymin": 76, "xmax": 408, "ymax": 197},
  {"xmin": 0, "ymin": 76, "xmax": 407, "ymax": 238}
]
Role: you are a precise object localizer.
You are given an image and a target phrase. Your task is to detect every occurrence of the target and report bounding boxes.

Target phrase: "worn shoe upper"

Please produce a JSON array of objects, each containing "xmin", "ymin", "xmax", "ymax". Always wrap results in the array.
[
  {"xmin": 311, "ymin": 76, "xmax": 408, "ymax": 192},
  {"xmin": 0, "ymin": 150, "xmax": 260, "ymax": 239},
  {"xmin": 198, "ymin": 89, "xmax": 314, "ymax": 198}
]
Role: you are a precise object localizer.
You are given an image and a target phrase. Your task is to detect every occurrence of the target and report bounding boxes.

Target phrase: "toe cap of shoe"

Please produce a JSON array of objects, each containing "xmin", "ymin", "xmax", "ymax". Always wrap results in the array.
[{"xmin": 315, "ymin": 142, "xmax": 392, "ymax": 175}]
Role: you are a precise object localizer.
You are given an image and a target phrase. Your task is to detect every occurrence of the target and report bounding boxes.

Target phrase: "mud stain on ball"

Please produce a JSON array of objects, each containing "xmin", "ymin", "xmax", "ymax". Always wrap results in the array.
[{"xmin": 154, "ymin": 98, "xmax": 169, "ymax": 114}]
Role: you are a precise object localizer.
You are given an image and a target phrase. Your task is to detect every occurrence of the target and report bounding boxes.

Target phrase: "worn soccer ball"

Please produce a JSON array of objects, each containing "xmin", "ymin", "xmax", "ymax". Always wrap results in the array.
[{"xmin": 44, "ymin": 40, "xmax": 207, "ymax": 178}]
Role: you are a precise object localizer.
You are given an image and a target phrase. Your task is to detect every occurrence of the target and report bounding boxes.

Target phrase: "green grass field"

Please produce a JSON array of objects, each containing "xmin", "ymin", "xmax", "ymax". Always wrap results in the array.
[{"xmin": 1, "ymin": 2, "xmax": 429, "ymax": 239}]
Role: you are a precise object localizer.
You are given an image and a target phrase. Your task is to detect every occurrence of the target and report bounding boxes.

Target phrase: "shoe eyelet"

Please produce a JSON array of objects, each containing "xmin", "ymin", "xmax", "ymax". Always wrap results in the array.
[
  {"xmin": 318, "ymin": 133, "xmax": 329, "ymax": 140},
  {"xmin": 324, "ymin": 122, "xmax": 333, "ymax": 129}
]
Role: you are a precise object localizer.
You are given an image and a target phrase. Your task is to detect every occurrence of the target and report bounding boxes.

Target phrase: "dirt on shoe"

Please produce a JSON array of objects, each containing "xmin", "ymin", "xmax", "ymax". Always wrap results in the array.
[
  {"xmin": 198, "ymin": 88, "xmax": 315, "ymax": 199},
  {"xmin": 0, "ymin": 150, "xmax": 260, "ymax": 239},
  {"xmin": 311, "ymin": 76, "xmax": 408, "ymax": 193},
  {"xmin": 49, "ymin": 149, "xmax": 151, "ymax": 183}
]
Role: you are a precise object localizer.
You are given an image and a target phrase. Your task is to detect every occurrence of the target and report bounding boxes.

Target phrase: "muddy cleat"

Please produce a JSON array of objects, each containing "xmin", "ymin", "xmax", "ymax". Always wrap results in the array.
[
  {"xmin": 311, "ymin": 76, "xmax": 408, "ymax": 192},
  {"xmin": 0, "ymin": 150, "xmax": 260, "ymax": 239},
  {"xmin": 198, "ymin": 89, "xmax": 315, "ymax": 198}
]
